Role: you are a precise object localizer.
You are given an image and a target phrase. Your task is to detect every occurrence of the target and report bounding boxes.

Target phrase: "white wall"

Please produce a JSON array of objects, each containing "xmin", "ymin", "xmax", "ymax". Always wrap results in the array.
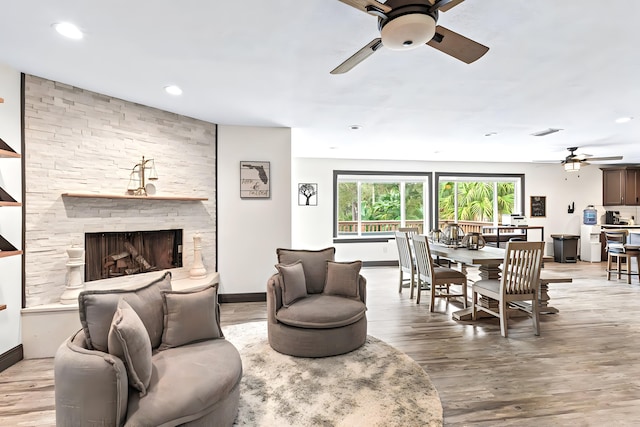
[
  {"xmin": 0, "ymin": 64, "xmax": 23, "ymax": 354},
  {"xmin": 291, "ymin": 157, "xmax": 604, "ymax": 259},
  {"xmin": 217, "ymin": 125, "xmax": 291, "ymax": 294}
]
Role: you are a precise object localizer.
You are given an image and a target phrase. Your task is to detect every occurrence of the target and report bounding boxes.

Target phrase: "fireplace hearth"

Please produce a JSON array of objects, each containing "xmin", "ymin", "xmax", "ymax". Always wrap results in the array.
[{"xmin": 85, "ymin": 229, "xmax": 183, "ymax": 282}]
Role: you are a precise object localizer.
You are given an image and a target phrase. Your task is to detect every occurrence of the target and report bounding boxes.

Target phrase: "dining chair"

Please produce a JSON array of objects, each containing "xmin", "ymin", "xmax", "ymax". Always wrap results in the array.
[
  {"xmin": 412, "ymin": 234, "xmax": 468, "ymax": 312},
  {"xmin": 472, "ymin": 241, "xmax": 544, "ymax": 337},
  {"xmin": 394, "ymin": 231, "xmax": 417, "ymax": 298},
  {"xmin": 606, "ymin": 231, "xmax": 640, "ymax": 284}
]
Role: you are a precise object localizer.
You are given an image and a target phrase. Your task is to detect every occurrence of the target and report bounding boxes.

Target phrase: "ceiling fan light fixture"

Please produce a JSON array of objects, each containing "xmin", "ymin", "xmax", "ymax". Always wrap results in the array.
[
  {"xmin": 564, "ymin": 162, "xmax": 581, "ymax": 172},
  {"xmin": 380, "ymin": 13, "xmax": 436, "ymax": 51}
]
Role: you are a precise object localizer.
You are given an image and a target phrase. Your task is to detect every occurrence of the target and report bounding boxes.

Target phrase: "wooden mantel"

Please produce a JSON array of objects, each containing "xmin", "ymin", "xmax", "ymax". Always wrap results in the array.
[{"xmin": 62, "ymin": 193, "xmax": 208, "ymax": 201}]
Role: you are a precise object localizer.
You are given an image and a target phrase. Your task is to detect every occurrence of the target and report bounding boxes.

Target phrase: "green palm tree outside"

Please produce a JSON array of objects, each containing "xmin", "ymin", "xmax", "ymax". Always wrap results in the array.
[{"xmin": 439, "ymin": 181, "xmax": 515, "ymax": 222}]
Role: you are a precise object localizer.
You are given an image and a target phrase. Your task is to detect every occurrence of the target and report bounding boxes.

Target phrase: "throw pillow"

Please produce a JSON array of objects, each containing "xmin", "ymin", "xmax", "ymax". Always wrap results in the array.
[
  {"xmin": 276, "ymin": 247, "xmax": 335, "ymax": 294},
  {"xmin": 79, "ymin": 272, "xmax": 172, "ymax": 352},
  {"xmin": 323, "ymin": 260, "xmax": 362, "ymax": 299},
  {"xmin": 275, "ymin": 260, "xmax": 308, "ymax": 307},
  {"xmin": 108, "ymin": 299, "xmax": 153, "ymax": 396},
  {"xmin": 159, "ymin": 284, "xmax": 223, "ymax": 350}
]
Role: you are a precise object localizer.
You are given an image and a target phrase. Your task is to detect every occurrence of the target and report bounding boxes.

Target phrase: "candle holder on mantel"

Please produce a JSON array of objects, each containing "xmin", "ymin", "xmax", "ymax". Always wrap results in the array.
[
  {"xmin": 127, "ymin": 155, "xmax": 158, "ymax": 196},
  {"xmin": 189, "ymin": 233, "xmax": 207, "ymax": 279},
  {"xmin": 60, "ymin": 246, "xmax": 85, "ymax": 305}
]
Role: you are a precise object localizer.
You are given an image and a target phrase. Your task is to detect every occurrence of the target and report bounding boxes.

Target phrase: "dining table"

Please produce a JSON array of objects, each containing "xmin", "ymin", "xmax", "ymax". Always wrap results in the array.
[
  {"xmin": 428, "ymin": 241, "xmax": 570, "ymax": 320},
  {"xmin": 429, "ymin": 242, "xmax": 506, "ymax": 279}
]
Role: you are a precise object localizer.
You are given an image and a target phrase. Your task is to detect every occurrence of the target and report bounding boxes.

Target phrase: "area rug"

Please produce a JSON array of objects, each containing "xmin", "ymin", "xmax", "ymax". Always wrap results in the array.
[{"xmin": 223, "ymin": 322, "xmax": 443, "ymax": 427}]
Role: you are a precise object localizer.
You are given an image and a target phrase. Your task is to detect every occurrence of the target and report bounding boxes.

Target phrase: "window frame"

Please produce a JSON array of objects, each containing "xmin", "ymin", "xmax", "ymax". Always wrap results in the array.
[
  {"xmin": 333, "ymin": 170, "xmax": 432, "ymax": 242},
  {"xmin": 434, "ymin": 172, "xmax": 525, "ymax": 227}
]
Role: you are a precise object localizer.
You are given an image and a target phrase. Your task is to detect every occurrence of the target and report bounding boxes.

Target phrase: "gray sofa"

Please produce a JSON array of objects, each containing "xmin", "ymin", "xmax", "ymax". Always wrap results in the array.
[
  {"xmin": 267, "ymin": 247, "xmax": 367, "ymax": 358},
  {"xmin": 54, "ymin": 272, "xmax": 242, "ymax": 427}
]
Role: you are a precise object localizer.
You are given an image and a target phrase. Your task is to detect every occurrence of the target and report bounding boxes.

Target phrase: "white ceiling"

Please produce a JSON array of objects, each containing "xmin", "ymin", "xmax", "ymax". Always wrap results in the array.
[{"xmin": 1, "ymin": 0, "xmax": 639, "ymax": 164}]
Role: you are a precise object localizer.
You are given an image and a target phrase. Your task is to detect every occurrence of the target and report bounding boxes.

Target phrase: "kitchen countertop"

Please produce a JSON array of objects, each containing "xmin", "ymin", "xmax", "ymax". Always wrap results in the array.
[{"xmin": 600, "ymin": 224, "xmax": 639, "ymax": 229}]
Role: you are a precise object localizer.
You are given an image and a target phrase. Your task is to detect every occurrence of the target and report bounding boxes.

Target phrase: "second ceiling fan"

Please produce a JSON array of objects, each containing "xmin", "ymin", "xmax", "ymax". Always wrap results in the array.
[
  {"xmin": 535, "ymin": 147, "xmax": 624, "ymax": 171},
  {"xmin": 331, "ymin": 0, "xmax": 489, "ymax": 74}
]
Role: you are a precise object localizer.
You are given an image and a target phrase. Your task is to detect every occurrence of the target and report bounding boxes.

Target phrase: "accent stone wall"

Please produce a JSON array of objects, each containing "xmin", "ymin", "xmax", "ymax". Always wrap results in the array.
[{"xmin": 23, "ymin": 75, "xmax": 216, "ymax": 306}]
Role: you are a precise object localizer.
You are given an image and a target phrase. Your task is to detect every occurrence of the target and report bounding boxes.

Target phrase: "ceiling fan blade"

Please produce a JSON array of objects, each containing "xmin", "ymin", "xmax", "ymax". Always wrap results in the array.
[
  {"xmin": 330, "ymin": 38, "xmax": 383, "ymax": 74},
  {"xmin": 337, "ymin": 0, "xmax": 392, "ymax": 15},
  {"xmin": 532, "ymin": 160, "xmax": 563, "ymax": 164},
  {"xmin": 427, "ymin": 26, "xmax": 489, "ymax": 64},
  {"xmin": 584, "ymin": 156, "xmax": 623, "ymax": 162},
  {"xmin": 430, "ymin": 0, "xmax": 465, "ymax": 12}
]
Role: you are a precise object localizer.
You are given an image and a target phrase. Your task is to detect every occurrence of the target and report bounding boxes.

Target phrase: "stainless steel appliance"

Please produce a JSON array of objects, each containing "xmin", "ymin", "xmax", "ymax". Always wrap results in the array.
[{"xmin": 605, "ymin": 210, "xmax": 621, "ymax": 225}]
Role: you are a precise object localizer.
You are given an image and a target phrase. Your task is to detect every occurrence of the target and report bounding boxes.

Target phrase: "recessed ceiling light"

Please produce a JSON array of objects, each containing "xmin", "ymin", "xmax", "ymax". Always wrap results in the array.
[
  {"xmin": 164, "ymin": 85, "xmax": 183, "ymax": 96},
  {"xmin": 615, "ymin": 116, "xmax": 633, "ymax": 124},
  {"xmin": 485, "ymin": 132, "xmax": 498, "ymax": 137},
  {"xmin": 349, "ymin": 124, "xmax": 362, "ymax": 130},
  {"xmin": 53, "ymin": 22, "xmax": 83, "ymax": 40}
]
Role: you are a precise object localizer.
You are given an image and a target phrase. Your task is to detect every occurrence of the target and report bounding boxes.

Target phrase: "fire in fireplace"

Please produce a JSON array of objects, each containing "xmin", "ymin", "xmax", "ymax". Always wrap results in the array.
[{"xmin": 85, "ymin": 229, "xmax": 183, "ymax": 282}]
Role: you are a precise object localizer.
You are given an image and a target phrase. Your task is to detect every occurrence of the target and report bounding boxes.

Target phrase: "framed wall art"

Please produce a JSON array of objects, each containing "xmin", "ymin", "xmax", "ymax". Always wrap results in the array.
[
  {"xmin": 240, "ymin": 161, "xmax": 270, "ymax": 199},
  {"xmin": 298, "ymin": 183, "xmax": 318, "ymax": 206},
  {"xmin": 530, "ymin": 196, "xmax": 546, "ymax": 218}
]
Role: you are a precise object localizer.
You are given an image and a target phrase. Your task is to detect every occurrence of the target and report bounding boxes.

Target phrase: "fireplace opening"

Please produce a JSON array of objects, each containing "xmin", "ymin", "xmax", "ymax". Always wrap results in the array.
[{"xmin": 85, "ymin": 229, "xmax": 183, "ymax": 282}]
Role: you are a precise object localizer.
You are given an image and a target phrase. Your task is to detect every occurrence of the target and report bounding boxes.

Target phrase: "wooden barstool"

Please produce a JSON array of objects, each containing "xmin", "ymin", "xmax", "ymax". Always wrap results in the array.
[{"xmin": 606, "ymin": 231, "xmax": 640, "ymax": 284}]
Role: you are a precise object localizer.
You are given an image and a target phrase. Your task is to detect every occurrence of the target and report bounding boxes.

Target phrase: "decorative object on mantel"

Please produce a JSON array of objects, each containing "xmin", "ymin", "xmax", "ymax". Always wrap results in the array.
[
  {"xmin": 240, "ymin": 161, "xmax": 270, "ymax": 199},
  {"xmin": 60, "ymin": 245, "xmax": 85, "ymax": 304},
  {"xmin": 127, "ymin": 155, "xmax": 158, "ymax": 196},
  {"xmin": 189, "ymin": 233, "xmax": 207, "ymax": 279},
  {"xmin": 298, "ymin": 183, "xmax": 318, "ymax": 206}
]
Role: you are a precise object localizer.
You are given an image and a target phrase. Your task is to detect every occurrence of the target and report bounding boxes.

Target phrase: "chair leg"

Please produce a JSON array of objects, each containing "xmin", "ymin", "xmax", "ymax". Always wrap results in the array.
[
  {"xmin": 429, "ymin": 281, "xmax": 436, "ymax": 312},
  {"xmin": 409, "ymin": 271, "xmax": 415, "ymax": 299},
  {"xmin": 617, "ymin": 256, "xmax": 622, "ymax": 279},
  {"xmin": 398, "ymin": 270, "xmax": 404, "ymax": 293},
  {"xmin": 462, "ymin": 281, "xmax": 468, "ymax": 309},
  {"xmin": 472, "ymin": 291, "xmax": 477, "ymax": 320},
  {"xmin": 628, "ymin": 256, "xmax": 632, "ymax": 285},
  {"xmin": 531, "ymin": 293, "xmax": 541, "ymax": 336},
  {"xmin": 416, "ymin": 277, "xmax": 421, "ymax": 304},
  {"xmin": 499, "ymin": 299, "xmax": 508, "ymax": 338},
  {"xmin": 607, "ymin": 255, "xmax": 612, "ymax": 280}
]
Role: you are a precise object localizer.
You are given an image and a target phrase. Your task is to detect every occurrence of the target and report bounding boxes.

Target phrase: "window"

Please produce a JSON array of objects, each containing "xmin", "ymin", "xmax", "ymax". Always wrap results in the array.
[
  {"xmin": 435, "ymin": 173, "xmax": 524, "ymax": 229},
  {"xmin": 334, "ymin": 171, "xmax": 432, "ymax": 239}
]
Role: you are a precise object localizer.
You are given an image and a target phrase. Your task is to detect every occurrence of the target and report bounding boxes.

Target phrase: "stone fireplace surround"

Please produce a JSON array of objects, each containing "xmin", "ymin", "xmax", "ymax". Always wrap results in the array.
[
  {"xmin": 19, "ymin": 75, "xmax": 218, "ymax": 358},
  {"xmin": 22, "ymin": 75, "xmax": 217, "ymax": 307}
]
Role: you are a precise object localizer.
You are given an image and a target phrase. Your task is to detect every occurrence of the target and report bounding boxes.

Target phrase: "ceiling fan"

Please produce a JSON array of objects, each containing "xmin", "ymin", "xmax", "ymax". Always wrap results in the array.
[
  {"xmin": 536, "ymin": 147, "xmax": 624, "ymax": 172},
  {"xmin": 331, "ymin": 0, "xmax": 489, "ymax": 74}
]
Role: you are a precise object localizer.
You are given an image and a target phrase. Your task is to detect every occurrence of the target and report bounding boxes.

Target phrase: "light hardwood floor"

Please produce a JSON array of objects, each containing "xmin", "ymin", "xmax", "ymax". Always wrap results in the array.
[{"xmin": 2, "ymin": 261, "xmax": 640, "ymax": 426}]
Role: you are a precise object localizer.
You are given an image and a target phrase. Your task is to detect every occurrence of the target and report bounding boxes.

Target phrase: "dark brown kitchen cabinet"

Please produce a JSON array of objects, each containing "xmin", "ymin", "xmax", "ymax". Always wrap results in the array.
[
  {"xmin": 602, "ymin": 168, "xmax": 626, "ymax": 205},
  {"xmin": 625, "ymin": 168, "xmax": 640, "ymax": 205}
]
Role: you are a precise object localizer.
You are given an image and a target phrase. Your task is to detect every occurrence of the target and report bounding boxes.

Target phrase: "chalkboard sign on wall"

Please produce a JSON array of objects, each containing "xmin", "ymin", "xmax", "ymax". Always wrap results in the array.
[{"xmin": 530, "ymin": 196, "xmax": 546, "ymax": 217}]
